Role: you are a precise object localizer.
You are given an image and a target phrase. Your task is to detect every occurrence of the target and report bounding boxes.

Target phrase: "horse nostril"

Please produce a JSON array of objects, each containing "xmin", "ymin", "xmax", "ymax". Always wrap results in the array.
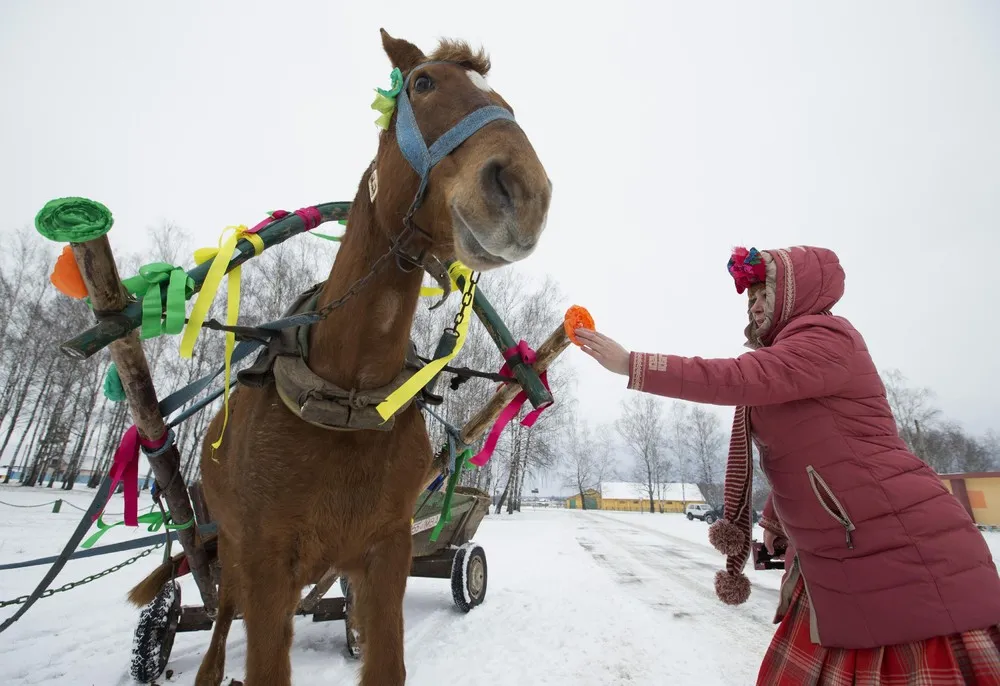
[{"xmin": 481, "ymin": 160, "xmax": 516, "ymax": 205}]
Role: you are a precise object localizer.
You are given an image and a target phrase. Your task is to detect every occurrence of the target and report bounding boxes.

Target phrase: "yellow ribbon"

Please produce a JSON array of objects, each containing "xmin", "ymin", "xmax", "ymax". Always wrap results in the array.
[
  {"xmin": 180, "ymin": 225, "xmax": 265, "ymax": 451},
  {"xmin": 376, "ymin": 262, "xmax": 476, "ymax": 422}
]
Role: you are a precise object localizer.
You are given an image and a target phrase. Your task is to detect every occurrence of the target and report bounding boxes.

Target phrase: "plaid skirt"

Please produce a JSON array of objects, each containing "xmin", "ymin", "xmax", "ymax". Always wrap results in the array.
[{"xmin": 757, "ymin": 577, "xmax": 1000, "ymax": 685}]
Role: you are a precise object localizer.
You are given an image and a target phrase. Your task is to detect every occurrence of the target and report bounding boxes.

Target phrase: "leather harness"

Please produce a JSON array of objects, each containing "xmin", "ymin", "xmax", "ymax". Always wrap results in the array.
[{"xmin": 236, "ymin": 282, "xmax": 443, "ymax": 432}]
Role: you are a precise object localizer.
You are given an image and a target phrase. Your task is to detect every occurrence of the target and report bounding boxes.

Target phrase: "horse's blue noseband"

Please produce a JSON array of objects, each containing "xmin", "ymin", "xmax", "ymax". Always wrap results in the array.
[{"xmin": 393, "ymin": 60, "xmax": 518, "ymax": 206}]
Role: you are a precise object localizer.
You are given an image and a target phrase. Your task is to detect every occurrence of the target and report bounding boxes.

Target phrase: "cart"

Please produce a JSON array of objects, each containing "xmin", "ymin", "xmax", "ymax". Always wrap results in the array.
[{"xmin": 129, "ymin": 482, "xmax": 493, "ymax": 679}]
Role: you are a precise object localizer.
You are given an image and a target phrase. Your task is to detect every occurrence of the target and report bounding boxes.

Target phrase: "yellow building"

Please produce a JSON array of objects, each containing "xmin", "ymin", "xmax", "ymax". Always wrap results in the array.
[
  {"xmin": 940, "ymin": 471, "xmax": 1000, "ymax": 528},
  {"xmin": 564, "ymin": 481, "xmax": 706, "ymax": 513}
]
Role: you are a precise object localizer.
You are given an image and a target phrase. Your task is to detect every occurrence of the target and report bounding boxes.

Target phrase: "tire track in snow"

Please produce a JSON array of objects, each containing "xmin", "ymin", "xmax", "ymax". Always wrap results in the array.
[{"xmin": 575, "ymin": 512, "xmax": 778, "ymax": 682}]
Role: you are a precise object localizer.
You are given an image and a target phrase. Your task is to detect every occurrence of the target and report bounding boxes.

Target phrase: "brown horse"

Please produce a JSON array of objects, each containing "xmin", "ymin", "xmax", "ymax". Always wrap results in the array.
[{"xmin": 127, "ymin": 28, "xmax": 551, "ymax": 686}]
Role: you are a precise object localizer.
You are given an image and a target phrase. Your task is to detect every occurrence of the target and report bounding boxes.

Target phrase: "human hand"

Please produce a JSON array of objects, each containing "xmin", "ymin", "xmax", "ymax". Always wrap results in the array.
[
  {"xmin": 763, "ymin": 529, "xmax": 786, "ymax": 555},
  {"xmin": 574, "ymin": 329, "xmax": 631, "ymax": 376}
]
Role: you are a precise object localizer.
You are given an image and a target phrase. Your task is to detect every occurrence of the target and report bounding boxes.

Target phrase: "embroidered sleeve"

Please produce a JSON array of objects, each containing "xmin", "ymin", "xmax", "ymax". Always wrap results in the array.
[
  {"xmin": 626, "ymin": 317, "xmax": 854, "ymax": 406},
  {"xmin": 627, "ymin": 352, "xmax": 668, "ymax": 393}
]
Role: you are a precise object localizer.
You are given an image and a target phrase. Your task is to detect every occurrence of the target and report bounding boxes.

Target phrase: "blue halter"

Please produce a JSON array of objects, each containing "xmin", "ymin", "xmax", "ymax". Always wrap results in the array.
[{"xmin": 392, "ymin": 60, "xmax": 518, "ymax": 209}]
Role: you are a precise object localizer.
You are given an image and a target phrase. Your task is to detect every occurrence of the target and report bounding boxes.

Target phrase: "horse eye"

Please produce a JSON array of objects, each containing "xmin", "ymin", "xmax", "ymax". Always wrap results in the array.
[{"xmin": 413, "ymin": 75, "xmax": 433, "ymax": 94}]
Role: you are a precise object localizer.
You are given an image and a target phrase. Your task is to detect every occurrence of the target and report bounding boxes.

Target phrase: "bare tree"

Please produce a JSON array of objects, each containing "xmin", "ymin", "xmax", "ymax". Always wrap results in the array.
[
  {"xmin": 882, "ymin": 368, "xmax": 941, "ymax": 459},
  {"xmin": 616, "ymin": 395, "xmax": 666, "ymax": 513},
  {"xmin": 560, "ymin": 415, "xmax": 615, "ymax": 510},
  {"xmin": 682, "ymin": 405, "xmax": 727, "ymax": 507}
]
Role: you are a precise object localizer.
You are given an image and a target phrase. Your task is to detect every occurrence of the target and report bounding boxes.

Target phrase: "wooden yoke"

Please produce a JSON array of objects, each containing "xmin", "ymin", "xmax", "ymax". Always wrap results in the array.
[{"xmin": 70, "ymin": 234, "xmax": 218, "ymax": 613}]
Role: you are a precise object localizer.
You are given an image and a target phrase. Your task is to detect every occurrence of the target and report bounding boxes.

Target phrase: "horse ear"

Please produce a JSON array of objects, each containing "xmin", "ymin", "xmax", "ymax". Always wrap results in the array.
[{"xmin": 380, "ymin": 29, "xmax": 426, "ymax": 73}]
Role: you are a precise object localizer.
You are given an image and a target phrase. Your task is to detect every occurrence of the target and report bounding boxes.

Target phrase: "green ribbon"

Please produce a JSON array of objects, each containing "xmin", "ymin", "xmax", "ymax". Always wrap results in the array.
[
  {"xmin": 310, "ymin": 232, "xmax": 342, "ymax": 242},
  {"xmin": 429, "ymin": 448, "xmax": 473, "ymax": 543},
  {"xmin": 310, "ymin": 219, "xmax": 346, "ymax": 242},
  {"xmin": 371, "ymin": 67, "xmax": 404, "ymax": 130},
  {"xmin": 81, "ymin": 510, "xmax": 194, "ymax": 549},
  {"xmin": 103, "ymin": 363, "xmax": 126, "ymax": 402},
  {"xmin": 35, "ymin": 197, "xmax": 114, "ymax": 243},
  {"xmin": 120, "ymin": 263, "xmax": 195, "ymax": 339}
]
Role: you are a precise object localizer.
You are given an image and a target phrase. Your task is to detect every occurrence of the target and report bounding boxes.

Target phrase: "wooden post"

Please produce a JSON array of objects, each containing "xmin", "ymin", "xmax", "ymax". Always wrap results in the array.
[{"xmin": 70, "ymin": 234, "xmax": 218, "ymax": 613}]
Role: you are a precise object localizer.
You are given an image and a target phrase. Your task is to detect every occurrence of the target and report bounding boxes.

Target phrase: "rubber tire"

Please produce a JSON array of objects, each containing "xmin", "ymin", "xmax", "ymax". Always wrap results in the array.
[
  {"xmin": 451, "ymin": 543, "xmax": 487, "ymax": 613},
  {"xmin": 129, "ymin": 580, "xmax": 181, "ymax": 684},
  {"xmin": 705, "ymin": 513, "xmax": 717, "ymax": 524},
  {"xmin": 686, "ymin": 513, "xmax": 694, "ymax": 520}
]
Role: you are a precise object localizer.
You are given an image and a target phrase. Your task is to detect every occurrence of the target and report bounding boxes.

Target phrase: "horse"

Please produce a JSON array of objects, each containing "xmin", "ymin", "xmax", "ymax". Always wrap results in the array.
[{"xmin": 126, "ymin": 28, "xmax": 551, "ymax": 686}]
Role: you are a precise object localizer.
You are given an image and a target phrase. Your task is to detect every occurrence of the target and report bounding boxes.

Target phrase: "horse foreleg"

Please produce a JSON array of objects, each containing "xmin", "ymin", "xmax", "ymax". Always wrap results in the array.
[
  {"xmin": 240, "ymin": 548, "xmax": 299, "ymax": 686},
  {"xmin": 195, "ymin": 534, "xmax": 240, "ymax": 686},
  {"xmin": 355, "ymin": 528, "xmax": 411, "ymax": 686}
]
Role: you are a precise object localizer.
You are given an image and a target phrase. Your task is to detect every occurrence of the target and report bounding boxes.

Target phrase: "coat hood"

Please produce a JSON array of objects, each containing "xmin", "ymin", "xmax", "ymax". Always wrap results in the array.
[{"xmin": 736, "ymin": 245, "xmax": 846, "ymax": 348}]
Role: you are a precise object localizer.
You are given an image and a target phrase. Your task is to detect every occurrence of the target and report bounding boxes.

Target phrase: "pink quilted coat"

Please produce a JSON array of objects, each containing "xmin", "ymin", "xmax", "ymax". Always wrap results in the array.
[{"xmin": 626, "ymin": 245, "xmax": 1000, "ymax": 649}]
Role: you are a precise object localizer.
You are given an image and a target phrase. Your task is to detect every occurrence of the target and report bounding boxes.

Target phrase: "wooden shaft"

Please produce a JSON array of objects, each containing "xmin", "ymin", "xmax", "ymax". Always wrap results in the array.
[
  {"xmin": 459, "ymin": 322, "xmax": 569, "ymax": 445},
  {"xmin": 298, "ymin": 567, "xmax": 341, "ymax": 612},
  {"xmin": 423, "ymin": 322, "xmax": 570, "ymax": 490},
  {"xmin": 454, "ymin": 272, "xmax": 554, "ymax": 410},
  {"xmin": 60, "ymin": 202, "xmax": 352, "ymax": 360},
  {"xmin": 70, "ymin": 235, "xmax": 218, "ymax": 612}
]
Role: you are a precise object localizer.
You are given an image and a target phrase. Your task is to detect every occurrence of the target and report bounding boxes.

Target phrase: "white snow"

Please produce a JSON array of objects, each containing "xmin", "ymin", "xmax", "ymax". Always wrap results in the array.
[{"xmin": 3, "ymin": 484, "xmax": 1000, "ymax": 685}]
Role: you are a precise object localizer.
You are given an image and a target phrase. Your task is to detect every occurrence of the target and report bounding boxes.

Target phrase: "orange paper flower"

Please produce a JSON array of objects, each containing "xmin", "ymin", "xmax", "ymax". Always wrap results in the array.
[
  {"xmin": 50, "ymin": 245, "xmax": 88, "ymax": 299},
  {"xmin": 564, "ymin": 305, "xmax": 594, "ymax": 346}
]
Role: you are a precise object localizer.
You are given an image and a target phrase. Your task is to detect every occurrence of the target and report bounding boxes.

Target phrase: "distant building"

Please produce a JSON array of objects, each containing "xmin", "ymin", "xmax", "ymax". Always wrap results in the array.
[
  {"xmin": 564, "ymin": 481, "xmax": 706, "ymax": 512},
  {"xmin": 940, "ymin": 471, "xmax": 1000, "ymax": 527}
]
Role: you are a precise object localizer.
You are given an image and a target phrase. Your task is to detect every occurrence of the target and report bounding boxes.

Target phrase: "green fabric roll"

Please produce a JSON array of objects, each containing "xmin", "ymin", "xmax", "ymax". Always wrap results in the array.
[{"xmin": 35, "ymin": 197, "xmax": 114, "ymax": 243}]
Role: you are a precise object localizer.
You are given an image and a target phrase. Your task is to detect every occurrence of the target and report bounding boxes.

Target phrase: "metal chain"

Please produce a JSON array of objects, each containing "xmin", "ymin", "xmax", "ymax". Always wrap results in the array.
[
  {"xmin": 0, "ymin": 542, "xmax": 164, "ymax": 609},
  {"xmin": 446, "ymin": 270, "xmax": 480, "ymax": 335},
  {"xmin": 314, "ymin": 217, "xmax": 425, "ymax": 320},
  {"xmin": 0, "ymin": 500, "xmax": 57, "ymax": 509}
]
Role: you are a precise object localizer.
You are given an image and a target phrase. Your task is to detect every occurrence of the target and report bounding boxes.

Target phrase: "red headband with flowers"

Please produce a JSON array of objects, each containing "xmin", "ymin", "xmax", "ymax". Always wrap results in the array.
[{"xmin": 727, "ymin": 247, "xmax": 766, "ymax": 294}]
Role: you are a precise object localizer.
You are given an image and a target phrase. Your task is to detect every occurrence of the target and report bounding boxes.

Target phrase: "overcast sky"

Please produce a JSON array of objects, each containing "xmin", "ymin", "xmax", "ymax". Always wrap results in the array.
[{"xmin": 2, "ymin": 2, "xmax": 998, "ymax": 493}]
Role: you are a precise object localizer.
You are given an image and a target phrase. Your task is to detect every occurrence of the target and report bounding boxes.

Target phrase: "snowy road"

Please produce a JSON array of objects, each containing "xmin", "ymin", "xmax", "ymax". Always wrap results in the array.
[
  {"xmin": 573, "ymin": 511, "xmax": 778, "ymax": 682},
  {"xmin": 0, "ymin": 486, "xmax": 902, "ymax": 684}
]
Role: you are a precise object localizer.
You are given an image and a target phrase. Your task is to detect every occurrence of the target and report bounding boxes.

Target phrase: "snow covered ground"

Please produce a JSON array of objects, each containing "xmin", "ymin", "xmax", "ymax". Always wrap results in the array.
[{"xmin": 2, "ymin": 484, "xmax": 1000, "ymax": 685}]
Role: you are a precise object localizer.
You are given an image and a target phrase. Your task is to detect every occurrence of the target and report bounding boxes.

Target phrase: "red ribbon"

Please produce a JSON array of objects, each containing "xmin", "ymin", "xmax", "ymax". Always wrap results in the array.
[
  {"xmin": 469, "ymin": 341, "xmax": 553, "ymax": 467},
  {"xmin": 94, "ymin": 425, "xmax": 167, "ymax": 527}
]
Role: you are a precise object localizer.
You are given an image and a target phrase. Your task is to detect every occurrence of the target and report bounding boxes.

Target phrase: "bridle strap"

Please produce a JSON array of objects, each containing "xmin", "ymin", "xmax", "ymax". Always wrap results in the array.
[
  {"xmin": 384, "ymin": 60, "xmax": 519, "ymax": 282},
  {"xmin": 394, "ymin": 61, "xmax": 518, "ymax": 190}
]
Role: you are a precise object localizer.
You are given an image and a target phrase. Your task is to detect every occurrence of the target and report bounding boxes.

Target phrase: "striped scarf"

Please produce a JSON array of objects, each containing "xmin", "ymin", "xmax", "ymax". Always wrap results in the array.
[{"xmin": 708, "ymin": 405, "xmax": 754, "ymax": 605}]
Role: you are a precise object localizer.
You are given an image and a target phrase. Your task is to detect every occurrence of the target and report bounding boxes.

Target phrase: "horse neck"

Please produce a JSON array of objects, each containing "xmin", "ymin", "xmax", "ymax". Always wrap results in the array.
[{"xmin": 306, "ymin": 199, "xmax": 424, "ymax": 390}]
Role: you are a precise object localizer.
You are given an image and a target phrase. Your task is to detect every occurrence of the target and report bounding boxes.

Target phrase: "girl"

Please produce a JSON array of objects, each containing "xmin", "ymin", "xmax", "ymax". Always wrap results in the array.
[{"xmin": 575, "ymin": 245, "xmax": 1000, "ymax": 685}]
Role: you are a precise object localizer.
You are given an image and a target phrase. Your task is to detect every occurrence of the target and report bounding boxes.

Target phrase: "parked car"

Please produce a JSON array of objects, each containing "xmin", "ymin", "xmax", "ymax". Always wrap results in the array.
[
  {"xmin": 685, "ymin": 503, "xmax": 715, "ymax": 522},
  {"xmin": 687, "ymin": 503, "xmax": 760, "ymax": 525}
]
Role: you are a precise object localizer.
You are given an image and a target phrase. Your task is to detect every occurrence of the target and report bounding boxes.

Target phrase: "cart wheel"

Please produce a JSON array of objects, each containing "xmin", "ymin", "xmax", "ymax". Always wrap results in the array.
[
  {"xmin": 451, "ymin": 542, "xmax": 487, "ymax": 613},
  {"xmin": 342, "ymin": 579, "xmax": 362, "ymax": 660},
  {"xmin": 129, "ymin": 579, "xmax": 181, "ymax": 683}
]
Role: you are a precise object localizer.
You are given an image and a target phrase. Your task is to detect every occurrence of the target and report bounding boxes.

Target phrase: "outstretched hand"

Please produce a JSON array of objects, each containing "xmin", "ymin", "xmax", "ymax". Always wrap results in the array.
[{"xmin": 574, "ymin": 329, "xmax": 631, "ymax": 376}]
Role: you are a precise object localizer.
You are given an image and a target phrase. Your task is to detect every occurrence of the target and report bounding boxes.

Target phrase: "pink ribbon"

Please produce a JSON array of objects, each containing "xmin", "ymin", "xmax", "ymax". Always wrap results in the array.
[
  {"xmin": 247, "ymin": 207, "xmax": 323, "ymax": 234},
  {"xmin": 94, "ymin": 425, "xmax": 167, "ymax": 527},
  {"xmin": 469, "ymin": 341, "xmax": 553, "ymax": 467}
]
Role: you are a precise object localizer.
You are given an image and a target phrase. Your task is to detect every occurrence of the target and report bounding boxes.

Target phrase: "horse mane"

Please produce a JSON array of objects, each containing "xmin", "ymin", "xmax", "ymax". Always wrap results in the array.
[{"xmin": 427, "ymin": 39, "xmax": 491, "ymax": 75}]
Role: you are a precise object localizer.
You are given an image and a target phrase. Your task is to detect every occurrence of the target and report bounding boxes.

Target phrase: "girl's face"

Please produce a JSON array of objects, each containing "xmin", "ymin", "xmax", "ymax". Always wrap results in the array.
[{"xmin": 749, "ymin": 285, "xmax": 767, "ymax": 328}]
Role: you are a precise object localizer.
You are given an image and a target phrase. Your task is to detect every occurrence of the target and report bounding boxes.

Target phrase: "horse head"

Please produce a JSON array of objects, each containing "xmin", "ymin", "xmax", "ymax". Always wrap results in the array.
[{"xmin": 370, "ymin": 29, "xmax": 552, "ymax": 272}]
